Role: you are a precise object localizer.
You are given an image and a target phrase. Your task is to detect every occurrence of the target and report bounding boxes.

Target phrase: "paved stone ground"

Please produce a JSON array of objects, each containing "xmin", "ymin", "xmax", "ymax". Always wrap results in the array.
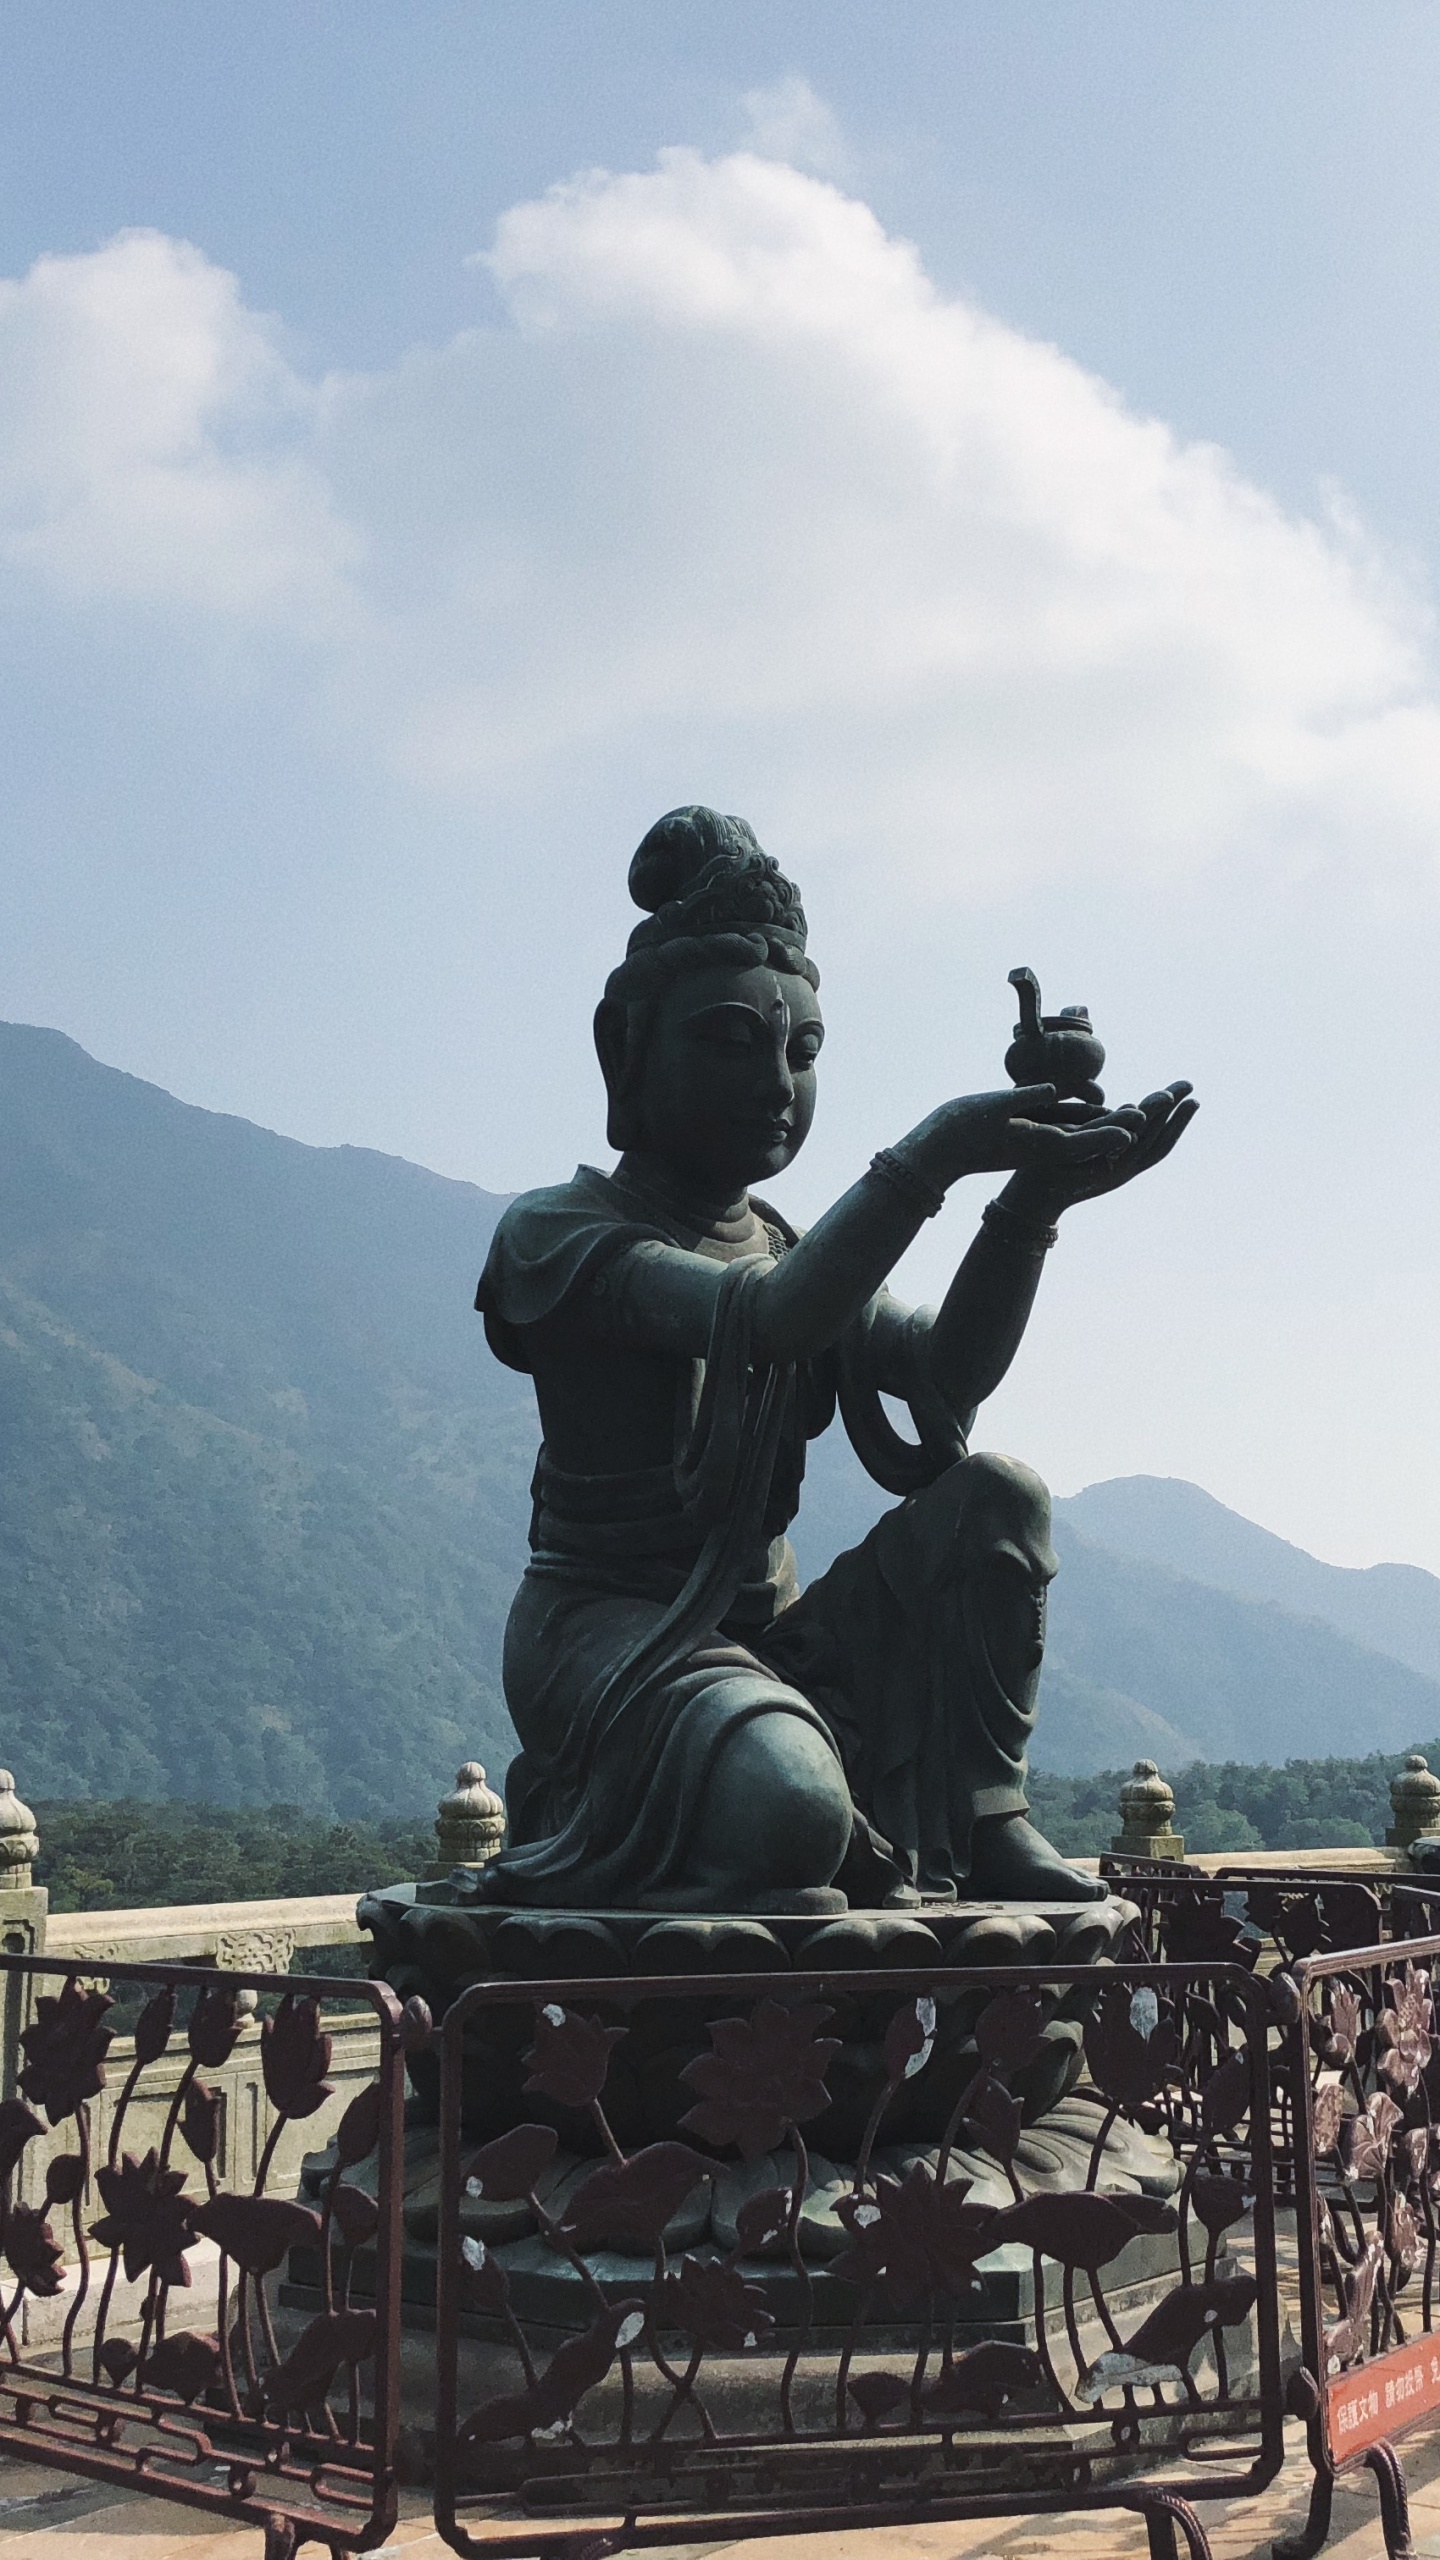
[{"xmin": 1, "ymin": 2421, "xmax": 1439, "ymax": 2560}]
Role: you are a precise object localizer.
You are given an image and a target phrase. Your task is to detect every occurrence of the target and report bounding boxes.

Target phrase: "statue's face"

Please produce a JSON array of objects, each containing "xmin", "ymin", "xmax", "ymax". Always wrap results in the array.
[{"xmin": 635, "ymin": 962, "xmax": 823, "ymax": 1190}]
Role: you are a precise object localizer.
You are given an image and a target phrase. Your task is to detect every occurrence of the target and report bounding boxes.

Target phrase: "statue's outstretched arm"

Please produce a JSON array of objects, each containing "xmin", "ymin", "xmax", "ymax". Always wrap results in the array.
[
  {"xmin": 592, "ymin": 1087, "xmax": 1138, "ymax": 1367},
  {"xmin": 909, "ymin": 1076, "xmax": 1199, "ymax": 1416}
]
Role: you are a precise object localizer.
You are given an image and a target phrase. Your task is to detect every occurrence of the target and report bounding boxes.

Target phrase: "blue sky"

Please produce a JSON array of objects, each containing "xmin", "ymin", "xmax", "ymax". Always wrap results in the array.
[{"xmin": 4, "ymin": 5, "xmax": 1440, "ymax": 1569}]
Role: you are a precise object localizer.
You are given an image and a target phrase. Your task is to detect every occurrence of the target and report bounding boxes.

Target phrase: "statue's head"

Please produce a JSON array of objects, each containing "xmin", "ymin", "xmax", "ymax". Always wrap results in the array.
[{"xmin": 594, "ymin": 806, "xmax": 823, "ymax": 1191}]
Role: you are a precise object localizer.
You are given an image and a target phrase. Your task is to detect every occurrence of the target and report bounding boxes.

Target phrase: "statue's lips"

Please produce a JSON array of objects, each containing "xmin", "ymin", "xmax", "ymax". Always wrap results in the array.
[{"xmin": 736, "ymin": 1118, "xmax": 793, "ymax": 1145}]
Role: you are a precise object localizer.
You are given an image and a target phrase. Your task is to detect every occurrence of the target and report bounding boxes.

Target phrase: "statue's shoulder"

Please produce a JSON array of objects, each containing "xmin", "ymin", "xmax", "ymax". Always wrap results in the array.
[
  {"xmin": 475, "ymin": 1167, "xmax": 662, "ymax": 1370},
  {"xmin": 748, "ymin": 1193, "xmax": 804, "ymax": 1254}
]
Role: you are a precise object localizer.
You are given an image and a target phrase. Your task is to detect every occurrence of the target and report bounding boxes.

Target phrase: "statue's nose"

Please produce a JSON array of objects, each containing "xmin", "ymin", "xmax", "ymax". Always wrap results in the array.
[{"xmin": 760, "ymin": 1043, "xmax": 795, "ymax": 1107}]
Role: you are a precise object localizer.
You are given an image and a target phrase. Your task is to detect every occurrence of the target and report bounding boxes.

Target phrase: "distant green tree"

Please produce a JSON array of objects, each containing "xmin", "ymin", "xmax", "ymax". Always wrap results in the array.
[{"xmin": 32, "ymin": 1800, "xmax": 432, "ymax": 1912}]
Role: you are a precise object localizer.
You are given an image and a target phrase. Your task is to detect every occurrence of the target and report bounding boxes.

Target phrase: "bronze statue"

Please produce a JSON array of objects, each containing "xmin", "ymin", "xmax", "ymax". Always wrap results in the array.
[{"xmin": 475, "ymin": 808, "xmax": 1195, "ymax": 1913}]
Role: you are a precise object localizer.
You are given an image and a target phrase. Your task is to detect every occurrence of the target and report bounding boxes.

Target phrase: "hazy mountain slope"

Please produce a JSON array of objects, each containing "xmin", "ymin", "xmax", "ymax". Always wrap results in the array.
[
  {"xmin": 1040, "ymin": 1520, "xmax": 1440, "ymax": 1770},
  {"xmin": 0, "ymin": 1023, "xmax": 535, "ymax": 1812},
  {"xmin": 1058, "ymin": 1475, "xmax": 1440, "ymax": 1681}
]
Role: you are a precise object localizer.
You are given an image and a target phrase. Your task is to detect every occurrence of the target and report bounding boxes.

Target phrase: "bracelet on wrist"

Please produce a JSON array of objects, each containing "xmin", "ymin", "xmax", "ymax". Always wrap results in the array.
[
  {"xmin": 982, "ymin": 1197, "xmax": 1060, "ymax": 1252},
  {"xmin": 869, "ymin": 1148, "xmax": 946, "ymax": 1220}
]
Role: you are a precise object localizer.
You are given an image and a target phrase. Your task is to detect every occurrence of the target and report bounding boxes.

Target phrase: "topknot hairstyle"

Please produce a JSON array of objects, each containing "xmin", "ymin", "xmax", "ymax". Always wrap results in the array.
[
  {"xmin": 609, "ymin": 806, "xmax": 815, "ymax": 996},
  {"xmin": 595, "ymin": 805, "xmax": 820, "ymax": 1150}
]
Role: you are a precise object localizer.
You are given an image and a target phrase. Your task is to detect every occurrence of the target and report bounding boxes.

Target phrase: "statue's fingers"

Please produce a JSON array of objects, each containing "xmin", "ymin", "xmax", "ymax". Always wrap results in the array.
[
  {"xmin": 1009, "ymin": 1083, "xmax": 1059, "ymax": 1113},
  {"xmin": 1144, "ymin": 1097, "xmax": 1200, "ymax": 1161}
]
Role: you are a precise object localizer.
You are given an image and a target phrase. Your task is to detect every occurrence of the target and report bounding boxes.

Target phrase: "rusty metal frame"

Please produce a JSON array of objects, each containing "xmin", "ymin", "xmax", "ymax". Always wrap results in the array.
[
  {"xmin": 0, "ymin": 1948, "xmax": 408, "ymax": 2560},
  {"xmin": 431, "ymin": 1956, "xmax": 1286, "ymax": 2560},
  {"xmin": 1279, "ymin": 1925, "xmax": 1440, "ymax": 2560}
]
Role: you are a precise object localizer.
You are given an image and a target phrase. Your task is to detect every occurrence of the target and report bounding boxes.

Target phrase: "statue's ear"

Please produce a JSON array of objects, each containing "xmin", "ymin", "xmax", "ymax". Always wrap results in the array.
[{"xmin": 594, "ymin": 999, "xmax": 640, "ymax": 1151}]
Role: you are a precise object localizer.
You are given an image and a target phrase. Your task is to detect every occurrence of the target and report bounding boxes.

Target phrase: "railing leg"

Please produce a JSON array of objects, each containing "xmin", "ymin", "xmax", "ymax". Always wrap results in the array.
[
  {"xmin": 1366, "ymin": 2440, "xmax": 1416, "ymax": 2560},
  {"xmin": 1139, "ymin": 2489, "xmax": 1214, "ymax": 2558},
  {"xmin": 1272, "ymin": 2463, "xmax": 1334, "ymax": 2559}
]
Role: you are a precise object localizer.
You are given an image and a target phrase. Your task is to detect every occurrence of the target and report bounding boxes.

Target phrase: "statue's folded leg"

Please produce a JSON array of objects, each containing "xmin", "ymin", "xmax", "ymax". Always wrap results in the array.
[
  {"xmin": 487, "ymin": 1572, "xmax": 855, "ymax": 1910},
  {"xmin": 758, "ymin": 1449, "xmax": 1104, "ymax": 1903}
]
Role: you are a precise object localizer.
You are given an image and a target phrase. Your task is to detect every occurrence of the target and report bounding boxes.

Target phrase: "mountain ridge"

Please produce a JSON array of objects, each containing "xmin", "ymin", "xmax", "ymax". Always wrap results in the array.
[{"xmin": 1057, "ymin": 1473, "xmax": 1440, "ymax": 1682}]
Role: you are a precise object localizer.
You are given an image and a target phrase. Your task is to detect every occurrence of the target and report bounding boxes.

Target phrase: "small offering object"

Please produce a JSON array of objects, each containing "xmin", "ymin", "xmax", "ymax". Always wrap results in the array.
[{"xmin": 1005, "ymin": 966, "xmax": 1106, "ymax": 1104}]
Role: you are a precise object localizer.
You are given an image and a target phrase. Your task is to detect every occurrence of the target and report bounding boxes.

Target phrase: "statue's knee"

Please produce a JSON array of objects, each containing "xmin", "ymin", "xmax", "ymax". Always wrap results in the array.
[{"xmin": 703, "ymin": 1715, "xmax": 851, "ymax": 1887}]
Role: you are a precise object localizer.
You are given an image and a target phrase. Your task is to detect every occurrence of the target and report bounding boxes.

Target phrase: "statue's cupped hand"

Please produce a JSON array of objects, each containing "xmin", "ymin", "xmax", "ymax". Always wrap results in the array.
[
  {"xmin": 1002, "ymin": 1079, "xmax": 1199, "ymax": 1216},
  {"xmin": 911, "ymin": 1084, "xmax": 1149, "ymax": 1188}
]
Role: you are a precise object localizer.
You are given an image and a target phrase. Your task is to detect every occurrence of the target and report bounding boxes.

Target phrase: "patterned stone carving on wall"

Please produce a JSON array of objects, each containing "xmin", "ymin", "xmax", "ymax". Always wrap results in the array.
[{"xmin": 215, "ymin": 1928, "xmax": 296, "ymax": 1973}]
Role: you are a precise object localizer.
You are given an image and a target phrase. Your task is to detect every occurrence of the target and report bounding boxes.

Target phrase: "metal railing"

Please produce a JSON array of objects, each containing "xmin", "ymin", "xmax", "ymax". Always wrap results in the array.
[
  {"xmin": 0, "ymin": 1947, "xmax": 415, "ymax": 2560},
  {"xmin": 1277, "ymin": 1924, "xmax": 1440, "ymax": 2559},
  {"xmin": 429, "ymin": 1953, "xmax": 1287, "ymax": 2560}
]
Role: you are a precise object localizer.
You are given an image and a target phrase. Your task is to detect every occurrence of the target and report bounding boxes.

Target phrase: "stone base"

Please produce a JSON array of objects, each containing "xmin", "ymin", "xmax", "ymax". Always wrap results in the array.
[{"xmin": 359, "ymin": 1885, "xmax": 1137, "ymax": 2150}]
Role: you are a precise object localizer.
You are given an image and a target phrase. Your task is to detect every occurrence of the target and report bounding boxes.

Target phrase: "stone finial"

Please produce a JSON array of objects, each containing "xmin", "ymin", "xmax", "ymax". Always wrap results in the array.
[
  {"xmin": 1112, "ymin": 1759, "xmax": 1185, "ymax": 1862},
  {"xmin": 1388, "ymin": 1752, "xmax": 1440, "ymax": 1850},
  {"xmin": 0, "ymin": 1775, "xmax": 38, "ymax": 1891},
  {"xmin": 430, "ymin": 1762, "xmax": 506, "ymax": 1876}
]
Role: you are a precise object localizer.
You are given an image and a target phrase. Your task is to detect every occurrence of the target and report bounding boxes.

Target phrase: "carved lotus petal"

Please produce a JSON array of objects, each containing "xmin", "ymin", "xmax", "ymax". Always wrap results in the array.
[
  {"xmin": 181, "ymin": 2080, "xmax": 221, "ymax": 2168},
  {"xmin": 557, "ymin": 2143, "xmax": 710, "ymax": 2254},
  {"xmin": 922, "ymin": 2339, "xmax": 1043, "ymax": 2418},
  {"xmin": 0, "ymin": 2100, "xmax": 44, "ymax": 2184},
  {"xmin": 1201, "ymin": 2054, "xmax": 1252, "ymax": 2136},
  {"xmin": 466, "ymin": 2123, "xmax": 558, "ymax": 2203},
  {"xmin": 4, "ymin": 2203, "xmax": 63, "ymax": 2297},
  {"xmin": 734, "ymin": 2184, "xmax": 792, "ymax": 2256},
  {"xmin": 331, "ymin": 2183, "xmax": 379, "ymax": 2249},
  {"xmin": 192, "ymin": 2192, "xmax": 319, "ymax": 2276},
  {"xmin": 459, "ymin": 2301, "xmax": 644, "ymax": 2444},
  {"xmin": 883, "ymin": 1995, "xmax": 937, "ymax": 2085},
  {"xmin": 523, "ymin": 2007, "xmax": 627, "ymax": 2112},
  {"xmin": 188, "ymin": 1986, "xmax": 243, "ymax": 2071},
  {"xmin": 19, "ymin": 1981, "xmax": 113, "ymax": 2125},
  {"xmin": 1077, "ymin": 2275, "xmax": 1258, "ymax": 2402},
  {"xmin": 680, "ymin": 2000, "xmax": 839, "ymax": 2161},
  {"xmin": 848, "ymin": 2369, "xmax": 910, "ymax": 2425},
  {"xmin": 90, "ymin": 2149, "xmax": 196, "ymax": 2288},
  {"xmin": 974, "ymin": 1988, "xmax": 1048, "ymax": 2072},
  {"xmin": 261, "ymin": 1995, "xmax": 333, "ymax": 2123},
  {"xmin": 334, "ymin": 2081, "xmax": 381, "ymax": 2168},
  {"xmin": 143, "ymin": 2329, "xmax": 220, "ymax": 2405},
  {"xmin": 1192, "ymin": 2172, "xmax": 1251, "ymax": 2233},
  {"xmin": 662, "ymin": 2252, "xmax": 774, "ymax": 2352},
  {"xmin": 132, "ymin": 1989, "xmax": 176, "ymax": 2069}
]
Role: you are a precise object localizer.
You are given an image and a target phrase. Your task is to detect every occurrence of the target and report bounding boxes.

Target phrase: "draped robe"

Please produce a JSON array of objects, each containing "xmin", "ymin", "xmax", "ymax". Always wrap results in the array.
[{"xmin": 474, "ymin": 1159, "xmax": 1052, "ymax": 1907}]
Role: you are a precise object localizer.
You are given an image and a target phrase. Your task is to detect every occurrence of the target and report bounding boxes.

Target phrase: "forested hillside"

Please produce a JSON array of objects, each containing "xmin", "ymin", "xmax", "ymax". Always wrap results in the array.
[{"xmin": 0, "ymin": 1022, "xmax": 535, "ymax": 1812}]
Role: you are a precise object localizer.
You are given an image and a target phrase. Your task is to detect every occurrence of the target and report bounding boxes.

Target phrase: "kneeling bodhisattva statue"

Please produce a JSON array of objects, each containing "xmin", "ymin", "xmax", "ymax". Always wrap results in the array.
[{"xmin": 476, "ymin": 809, "xmax": 1195, "ymax": 1914}]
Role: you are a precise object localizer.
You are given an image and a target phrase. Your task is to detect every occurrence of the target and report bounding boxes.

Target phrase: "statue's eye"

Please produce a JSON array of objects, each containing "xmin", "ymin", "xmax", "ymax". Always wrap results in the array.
[{"xmin": 789, "ymin": 1030, "xmax": 823, "ymax": 1069}]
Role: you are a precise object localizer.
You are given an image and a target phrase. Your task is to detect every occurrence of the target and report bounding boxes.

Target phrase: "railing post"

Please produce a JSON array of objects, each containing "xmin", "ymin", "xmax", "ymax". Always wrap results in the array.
[
  {"xmin": 1387, "ymin": 1752, "xmax": 1440, "ymax": 1851},
  {"xmin": 428, "ymin": 1760, "xmax": 506, "ymax": 1878},
  {"xmin": 1111, "ymin": 1759, "xmax": 1185, "ymax": 1861},
  {"xmin": 0, "ymin": 1774, "xmax": 46, "ymax": 2098}
]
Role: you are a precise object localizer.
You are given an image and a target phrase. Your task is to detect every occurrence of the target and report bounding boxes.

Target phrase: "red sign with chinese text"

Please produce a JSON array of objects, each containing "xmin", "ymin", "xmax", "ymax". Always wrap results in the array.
[{"xmin": 1327, "ymin": 2336, "xmax": 1440, "ymax": 2462}]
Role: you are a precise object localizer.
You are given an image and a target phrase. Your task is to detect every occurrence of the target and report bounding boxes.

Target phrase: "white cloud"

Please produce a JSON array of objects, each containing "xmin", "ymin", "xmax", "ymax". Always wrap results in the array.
[
  {"xmin": 738, "ymin": 76, "xmax": 852, "ymax": 177},
  {"xmin": 0, "ymin": 229, "xmax": 354, "ymax": 625},
  {"xmin": 1, "ymin": 155, "xmax": 1438, "ymax": 896}
]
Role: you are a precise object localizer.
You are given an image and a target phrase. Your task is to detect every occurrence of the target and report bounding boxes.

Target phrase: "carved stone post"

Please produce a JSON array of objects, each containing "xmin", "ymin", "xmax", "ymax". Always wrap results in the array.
[
  {"xmin": 0, "ymin": 1774, "xmax": 46, "ymax": 2099},
  {"xmin": 429, "ymin": 1763, "xmax": 506, "ymax": 1878},
  {"xmin": 1112, "ymin": 1760, "xmax": 1185, "ymax": 1862},
  {"xmin": 1387, "ymin": 1753, "xmax": 1440, "ymax": 1850}
]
